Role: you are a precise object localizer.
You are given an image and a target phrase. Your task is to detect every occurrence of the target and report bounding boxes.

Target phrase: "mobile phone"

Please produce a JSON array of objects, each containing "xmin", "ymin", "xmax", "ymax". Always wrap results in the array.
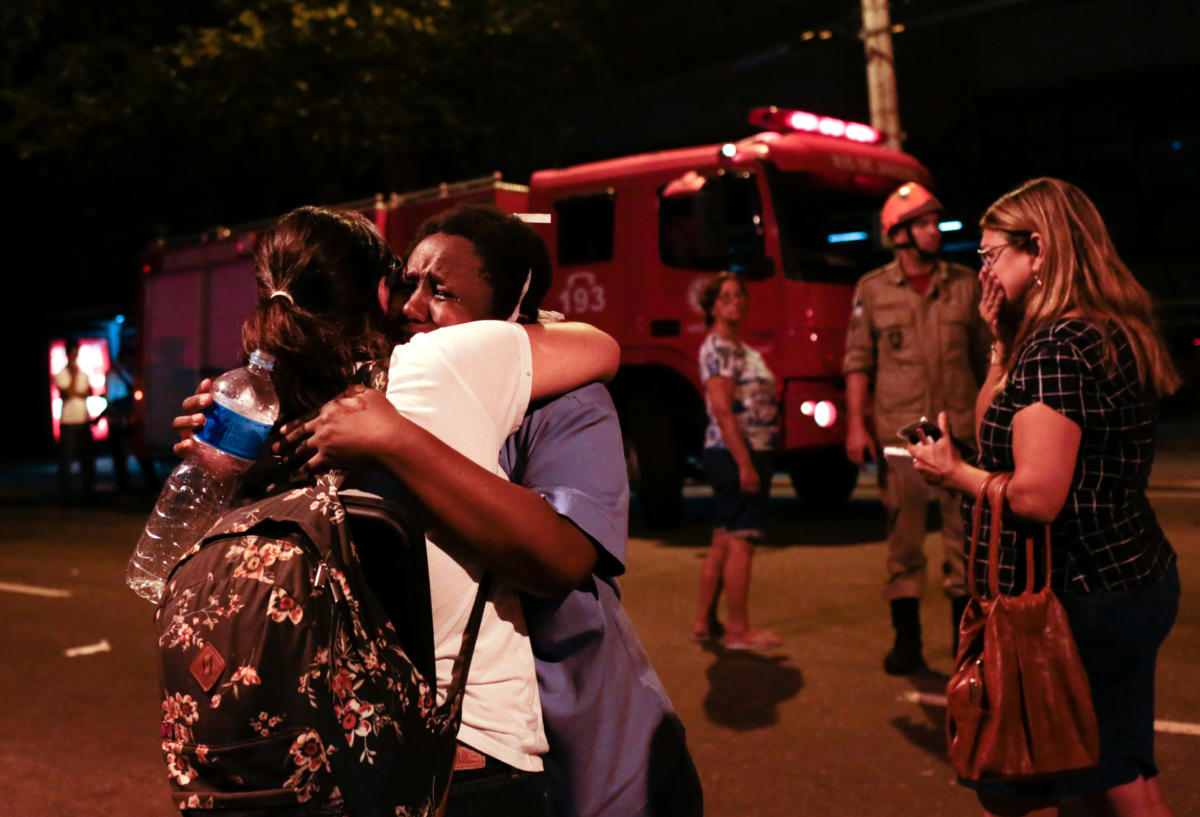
[{"xmin": 898, "ymin": 416, "xmax": 942, "ymax": 444}]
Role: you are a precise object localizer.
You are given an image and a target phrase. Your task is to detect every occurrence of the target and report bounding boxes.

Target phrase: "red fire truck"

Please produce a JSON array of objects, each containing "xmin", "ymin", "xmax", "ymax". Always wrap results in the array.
[{"xmin": 139, "ymin": 107, "xmax": 932, "ymax": 526}]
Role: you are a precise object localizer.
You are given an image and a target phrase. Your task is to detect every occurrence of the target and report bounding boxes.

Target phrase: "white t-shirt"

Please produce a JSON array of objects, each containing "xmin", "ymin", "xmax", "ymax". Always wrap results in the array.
[
  {"xmin": 55, "ymin": 367, "xmax": 91, "ymax": 425},
  {"xmin": 386, "ymin": 320, "xmax": 546, "ymax": 772}
]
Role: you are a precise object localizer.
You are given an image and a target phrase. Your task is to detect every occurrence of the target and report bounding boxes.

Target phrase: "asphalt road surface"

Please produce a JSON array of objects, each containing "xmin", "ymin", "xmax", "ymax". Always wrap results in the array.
[{"xmin": 1, "ymin": 436, "xmax": 1198, "ymax": 817}]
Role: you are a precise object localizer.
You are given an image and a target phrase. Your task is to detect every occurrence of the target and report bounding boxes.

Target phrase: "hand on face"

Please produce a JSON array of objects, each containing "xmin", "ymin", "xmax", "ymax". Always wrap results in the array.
[
  {"xmin": 277, "ymin": 386, "xmax": 404, "ymax": 477},
  {"xmin": 979, "ymin": 267, "xmax": 1008, "ymax": 342},
  {"xmin": 907, "ymin": 411, "xmax": 959, "ymax": 487}
]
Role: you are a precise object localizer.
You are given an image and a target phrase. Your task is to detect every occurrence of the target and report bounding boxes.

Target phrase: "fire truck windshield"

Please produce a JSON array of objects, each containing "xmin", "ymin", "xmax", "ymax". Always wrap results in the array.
[
  {"xmin": 765, "ymin": 165, "xmax": 893, "ymax": 285},
  {"xmin": 658, "ymin": 170, "xmax": 770, "ymax": 279}
]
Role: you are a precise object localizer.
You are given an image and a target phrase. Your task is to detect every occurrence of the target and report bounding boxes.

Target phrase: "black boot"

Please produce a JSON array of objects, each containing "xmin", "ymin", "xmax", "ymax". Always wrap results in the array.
[
  {"xmin": 950, "ymin": 595, "xmax": 969, "ymax": 660},
  {"xmin": 884, "ymin": 598, "xmax": 925, "ymax": 675}
]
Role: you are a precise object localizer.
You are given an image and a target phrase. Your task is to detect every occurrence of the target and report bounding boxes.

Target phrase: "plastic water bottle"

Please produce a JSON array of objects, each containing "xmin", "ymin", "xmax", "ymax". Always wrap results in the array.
[{"xmin": 126, "ymin": 350, "xmax": 280, "ymax": 603}]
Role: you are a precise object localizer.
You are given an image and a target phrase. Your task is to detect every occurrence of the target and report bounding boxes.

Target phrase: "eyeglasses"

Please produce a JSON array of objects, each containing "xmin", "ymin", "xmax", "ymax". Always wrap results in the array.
[{"xmin": 977, "ymin": 243, "xmax": 1011, "ymax": 271}]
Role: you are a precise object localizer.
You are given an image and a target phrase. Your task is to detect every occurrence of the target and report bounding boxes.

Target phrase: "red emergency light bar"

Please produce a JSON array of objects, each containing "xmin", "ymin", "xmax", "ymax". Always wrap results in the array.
[{"xmin": 748, "ymin": 106, "xmax": 881, "ymax": 144}]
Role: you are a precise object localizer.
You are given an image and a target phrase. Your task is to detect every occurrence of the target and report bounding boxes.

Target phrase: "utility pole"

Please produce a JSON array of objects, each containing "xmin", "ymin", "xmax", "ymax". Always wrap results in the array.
[{"xmin": 860, "ymin": 0, "xmax": 902, "ymax": 149}]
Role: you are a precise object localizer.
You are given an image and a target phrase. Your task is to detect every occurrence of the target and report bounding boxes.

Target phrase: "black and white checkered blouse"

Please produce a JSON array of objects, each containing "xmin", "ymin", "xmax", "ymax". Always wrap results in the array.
[{"xmin": 964, "ymin": 318, "xmax": 1176, "ymax": 595}]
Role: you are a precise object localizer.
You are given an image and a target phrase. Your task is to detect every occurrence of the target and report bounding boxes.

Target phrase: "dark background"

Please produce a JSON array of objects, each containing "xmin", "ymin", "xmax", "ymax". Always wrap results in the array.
[{"xmin": 3, "ymin": 0, "xmax": 1198, "ymax": 459}]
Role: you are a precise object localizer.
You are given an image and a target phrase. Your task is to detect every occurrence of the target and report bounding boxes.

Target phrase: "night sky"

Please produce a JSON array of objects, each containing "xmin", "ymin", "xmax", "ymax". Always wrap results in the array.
[{"xmin": 3, "ymin": 0, "xmax": 1198, "ymax": 457}]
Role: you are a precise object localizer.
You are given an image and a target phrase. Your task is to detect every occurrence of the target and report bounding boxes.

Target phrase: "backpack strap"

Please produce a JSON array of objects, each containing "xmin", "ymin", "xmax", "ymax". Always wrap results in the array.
[
  {"xmin": 350, "ymin": 353, "xmax": 491, "ymax": 719},
  {"xmin": 441, "ymin": 571, "xmax": 492, "ymax": 722}
]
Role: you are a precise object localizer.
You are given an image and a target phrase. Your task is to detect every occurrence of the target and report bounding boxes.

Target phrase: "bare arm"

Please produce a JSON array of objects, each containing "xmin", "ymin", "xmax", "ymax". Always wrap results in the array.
[
  {"xmin": 285, "ymin": 387, "xmax": 597, "ymax": 597},
  {"xmin": 172, "ymin": 319, "xmax": 622, "ymax": 455},
  {"xmin": 1006, "ymin": 403, "xmax": 1080, "ymax": 522},
  {"xmin": 525, "ymin": 322, "xmax": 620, "ymax": 399},
  {"xmin": 910, "ymin": 405, "xmax": 1080, "ymax": 524},
  {"xmin": 706, "ymin": 375, "xmax": 759, "ymax": 494}
]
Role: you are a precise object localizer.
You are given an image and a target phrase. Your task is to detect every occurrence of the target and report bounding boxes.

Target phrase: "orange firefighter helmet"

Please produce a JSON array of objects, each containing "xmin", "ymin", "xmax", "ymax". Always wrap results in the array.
[{"xmin": 881, "ymin": 182, "xmax": 942, "ymax": 238}]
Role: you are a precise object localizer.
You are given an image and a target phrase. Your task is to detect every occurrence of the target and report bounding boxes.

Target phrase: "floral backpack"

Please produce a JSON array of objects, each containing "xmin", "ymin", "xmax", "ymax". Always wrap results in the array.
[{"xmin": 155, "ymin": 367, "xmax": 486, "ymax": 816}]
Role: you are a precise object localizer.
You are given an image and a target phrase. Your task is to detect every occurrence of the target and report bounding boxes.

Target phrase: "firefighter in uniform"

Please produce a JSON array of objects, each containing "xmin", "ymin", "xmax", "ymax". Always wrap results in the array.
[{"xmin": 843, "ymin": 183, "xmax": 991, "ymax": 674}]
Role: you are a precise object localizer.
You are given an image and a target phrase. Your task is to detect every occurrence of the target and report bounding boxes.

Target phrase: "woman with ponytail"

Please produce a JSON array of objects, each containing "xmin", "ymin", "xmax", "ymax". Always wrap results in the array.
[
  {"xmin": 241, "ymin": 206, "xmax": 396, "ymax": 419},
  {"xmin": 909, "ymin": 179, "xmax": 1180, "ymax": 816}
]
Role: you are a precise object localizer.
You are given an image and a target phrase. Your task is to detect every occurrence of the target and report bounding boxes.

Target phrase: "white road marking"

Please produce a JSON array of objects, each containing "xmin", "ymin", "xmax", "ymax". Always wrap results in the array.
[
  {"xmin": 1146, "ymin": 488, "xmax": 1200, "ymax": 499},
  {"xmin": 0, "ymin": 580, "xmax": 72, "ymax": 598},
  {"xmin": 64, "ymin": 639, "xmax": 111, "ymax": 657},
  {"xmin": 901, "ymin": 690, "xmax": 947, "ymax": 707},
  {"xmin": 899, "ymin": 690, "xmax": 1200, "ymax": 737},
  {"xmin": 1154, "ymin": 720, "xmax": 1200, "ymax": 737}
]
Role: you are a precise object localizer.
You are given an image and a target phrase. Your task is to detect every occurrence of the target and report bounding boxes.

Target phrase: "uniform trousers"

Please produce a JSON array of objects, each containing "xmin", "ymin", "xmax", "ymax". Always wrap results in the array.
[{"xmin": 879, "ymin": 451, "xmax": 966, "ymax": 600}]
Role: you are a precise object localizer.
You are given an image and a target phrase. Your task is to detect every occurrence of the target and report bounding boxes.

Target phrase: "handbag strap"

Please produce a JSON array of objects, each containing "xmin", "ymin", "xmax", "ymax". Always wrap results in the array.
[
  {"xmin": 984, "ymin": 473, "xmax": 1011, "ymax": 599},
  {"xmin": 1027, "ymin": 522, "xmax": 1054, "ymax": 596},
  {"xmin": 980, "ymin": 473, "xmax": 1055, "ymax": 597},
  {"xmin": 966, "ymin": 472, "xmax": 1001, "ymax": 602}
]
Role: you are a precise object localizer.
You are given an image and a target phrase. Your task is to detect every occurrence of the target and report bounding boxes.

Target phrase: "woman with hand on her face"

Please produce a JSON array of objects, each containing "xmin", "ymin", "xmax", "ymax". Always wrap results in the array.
[
  {"xmin": 692, "ymin": 272, "xmax": 781, "ymax": 652},
  {"xmin": 908, "ymin": 179, "xmax": 1180, "ymax": 817}
]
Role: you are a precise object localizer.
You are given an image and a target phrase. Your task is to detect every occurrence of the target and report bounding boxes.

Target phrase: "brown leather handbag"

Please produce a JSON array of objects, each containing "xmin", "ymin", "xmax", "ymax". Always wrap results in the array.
[{"xmin": 946, "ymin": 472, "xmax": 1101, "ymax": 781}]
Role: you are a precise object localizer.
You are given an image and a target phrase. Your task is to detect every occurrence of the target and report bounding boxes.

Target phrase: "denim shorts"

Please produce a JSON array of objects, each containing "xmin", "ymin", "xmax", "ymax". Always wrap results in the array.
[
  {"xmin": 702, "ymin": 447, "xmax": 774, "ymax": 540},
  {"xmin": 962, "ymin": 563, "xmax": 1181, "ymax": 801}
]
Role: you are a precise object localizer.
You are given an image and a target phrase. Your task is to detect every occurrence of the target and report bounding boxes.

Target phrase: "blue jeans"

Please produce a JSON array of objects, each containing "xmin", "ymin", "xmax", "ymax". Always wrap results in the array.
[{"xmin": 446, "ymin": 759, "xmax": 548, "ymax": 817}]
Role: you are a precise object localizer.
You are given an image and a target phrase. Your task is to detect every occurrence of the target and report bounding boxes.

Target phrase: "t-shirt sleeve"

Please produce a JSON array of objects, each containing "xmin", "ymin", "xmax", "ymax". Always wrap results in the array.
[
  {"xmin": 505, "ymin": 385, "xmax": 629, "ymax": 578},
  {"xmin": 387, "ymin": 321, "xmax": 533, "ymax": 469},
  {"xmin": 1008, "ymin": 336, "xmax": 1090, "ymax": 426},
  {"xmin": 699, "ymin": 335, "xmax": 736, "ymax": 383}
]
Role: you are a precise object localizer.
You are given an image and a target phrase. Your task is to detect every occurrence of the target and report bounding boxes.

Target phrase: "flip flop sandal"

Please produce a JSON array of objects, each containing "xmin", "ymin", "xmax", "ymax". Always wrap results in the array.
[{"xmin": 722, "ymin": 630, "xmax": 782, "ymax": 651}]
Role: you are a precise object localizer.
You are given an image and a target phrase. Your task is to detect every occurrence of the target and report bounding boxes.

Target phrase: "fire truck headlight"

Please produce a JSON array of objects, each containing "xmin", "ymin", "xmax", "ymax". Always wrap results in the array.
[
  {"xmin": 813, "ymin": 401, "xmax": 837, "ymax": 428},
  {"xmin": 801, "ymin": 400, "xmax": 815, "ymax": 416}
]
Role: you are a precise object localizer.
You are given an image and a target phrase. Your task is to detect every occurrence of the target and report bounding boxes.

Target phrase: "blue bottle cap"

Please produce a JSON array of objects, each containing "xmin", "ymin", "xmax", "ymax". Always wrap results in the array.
[{"xmin": 249, "ymin": 350, "xmax": 276, "ymax": 371}]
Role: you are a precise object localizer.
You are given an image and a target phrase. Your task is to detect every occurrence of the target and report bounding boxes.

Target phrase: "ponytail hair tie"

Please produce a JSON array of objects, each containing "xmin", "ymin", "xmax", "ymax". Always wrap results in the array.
[{"xmin": 269, "ymin": 289, "xmax": 294, "ymax": 305}]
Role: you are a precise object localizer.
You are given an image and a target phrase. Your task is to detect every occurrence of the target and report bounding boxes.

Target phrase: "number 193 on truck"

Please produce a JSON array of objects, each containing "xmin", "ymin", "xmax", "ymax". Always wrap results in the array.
[{"xmin": 527, "ymin": 106, "xmax": 932, "ymax": 526}]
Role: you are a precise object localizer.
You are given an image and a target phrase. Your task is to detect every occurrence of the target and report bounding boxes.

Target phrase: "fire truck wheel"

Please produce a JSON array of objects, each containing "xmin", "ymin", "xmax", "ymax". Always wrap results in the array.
[
  {"xmin": 786, "ymin": 448, "xmax": 859, "ymax": 508},
  {"xmin": 625, "ymin": 410, "xmax": 684, "ymax": 530}
]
